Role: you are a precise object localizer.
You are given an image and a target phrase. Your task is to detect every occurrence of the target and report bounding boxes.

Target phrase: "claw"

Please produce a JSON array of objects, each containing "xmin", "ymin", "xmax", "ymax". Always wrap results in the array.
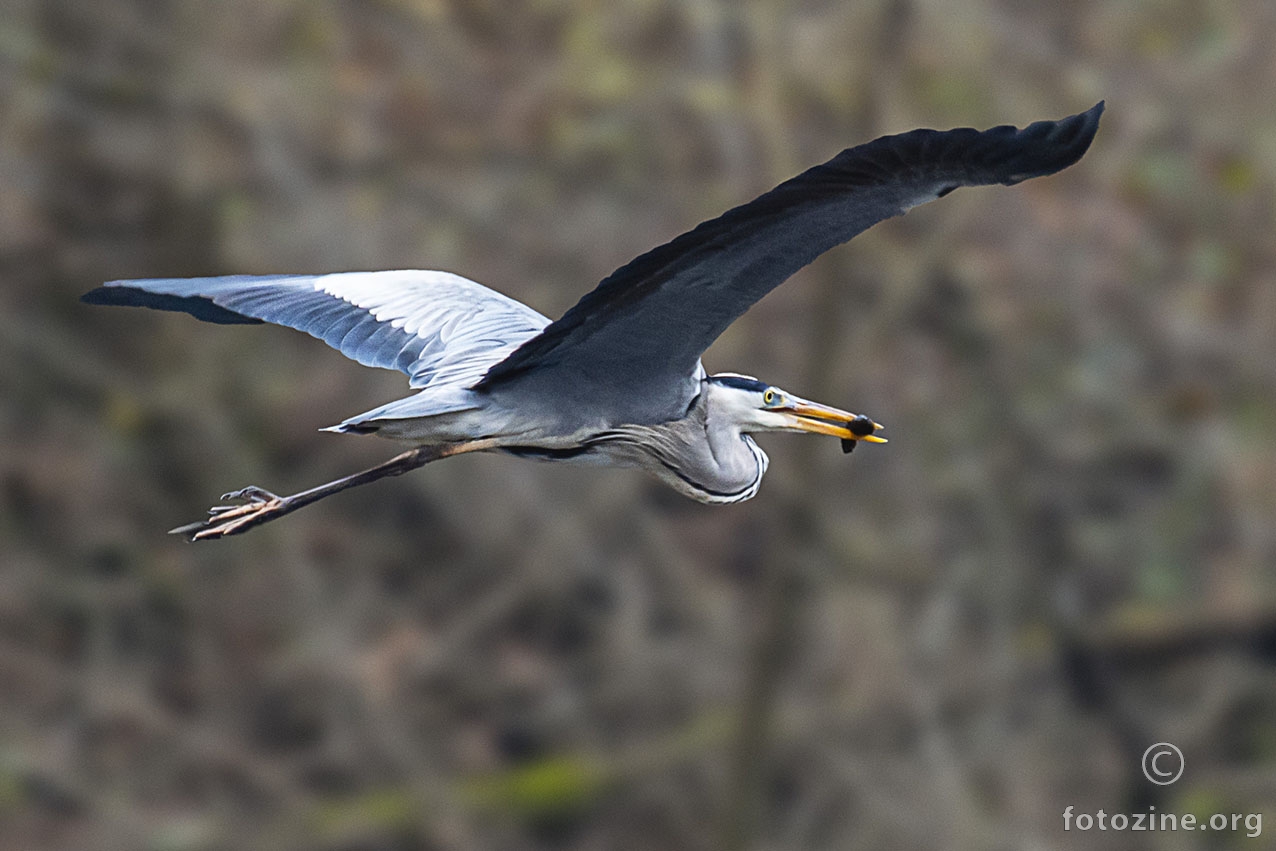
[
  {"xmin": 168, "ymin": 519, "xmax": 211, "ymax": 537},
  {"xmin": 220, "ymin": 486, "xmax": 278, "ymax": 502}
]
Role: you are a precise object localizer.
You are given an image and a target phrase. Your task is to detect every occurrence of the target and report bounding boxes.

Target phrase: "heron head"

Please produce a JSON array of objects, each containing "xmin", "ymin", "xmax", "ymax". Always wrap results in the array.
[{"xmin": 706, "ymin": 374, "xmax": 887, "ymax": 448}]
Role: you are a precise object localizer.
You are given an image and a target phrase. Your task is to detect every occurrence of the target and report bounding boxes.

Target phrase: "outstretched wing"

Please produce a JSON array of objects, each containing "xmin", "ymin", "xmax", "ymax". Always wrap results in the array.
[
  {"xmin": 83, "ymin": 270, "xmax": 549, "ymax": 389},
  {"xmin": 477, "ymin": 103, "xmax": 1103, "ymax": 422}
]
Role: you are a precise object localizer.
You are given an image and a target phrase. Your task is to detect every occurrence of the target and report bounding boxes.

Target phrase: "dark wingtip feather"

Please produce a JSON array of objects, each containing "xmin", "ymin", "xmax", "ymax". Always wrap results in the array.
[
  {"xmin": 82, "ymin": 284, "xmax": 262, "ymax": 325},
  {"xmin": 831, "ymin": 101, "xmax": 1105, "ymax": 191},
  {"xmin": 994, "ymin": 100, "xmax": 1104, "ymax": 185}
]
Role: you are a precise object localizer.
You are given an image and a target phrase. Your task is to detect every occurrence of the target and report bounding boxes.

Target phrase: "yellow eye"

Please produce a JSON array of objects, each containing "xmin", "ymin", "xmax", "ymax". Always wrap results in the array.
[{"xmin": 763, "ymin": 389, "xmax": 776, "ymax": 406}]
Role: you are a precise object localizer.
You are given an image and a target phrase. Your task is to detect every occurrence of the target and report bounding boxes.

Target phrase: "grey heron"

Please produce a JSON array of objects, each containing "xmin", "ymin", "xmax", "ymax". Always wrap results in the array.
[{"xmin": 84, "ymin": 103, "xmax": 1103, "ymax": 540}]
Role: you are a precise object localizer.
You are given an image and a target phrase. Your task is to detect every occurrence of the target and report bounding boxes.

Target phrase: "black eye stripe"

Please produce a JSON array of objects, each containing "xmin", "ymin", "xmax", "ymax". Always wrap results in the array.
[{"xmin": 710, "ymin": 375, "xmax": 769, "ymax": 393}]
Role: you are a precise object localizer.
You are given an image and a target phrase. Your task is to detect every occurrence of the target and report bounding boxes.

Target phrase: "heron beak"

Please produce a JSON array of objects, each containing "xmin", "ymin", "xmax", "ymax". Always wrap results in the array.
[{"xmin": 781, "ymin": 398, "xmax": 887, "ymax": 443}]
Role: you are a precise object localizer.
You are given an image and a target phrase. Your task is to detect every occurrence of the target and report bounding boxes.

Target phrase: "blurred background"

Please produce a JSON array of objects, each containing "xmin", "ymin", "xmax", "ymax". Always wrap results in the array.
[{"xmin": 2, "ymin": 1, "xmax": 1274, "ymax": 849}]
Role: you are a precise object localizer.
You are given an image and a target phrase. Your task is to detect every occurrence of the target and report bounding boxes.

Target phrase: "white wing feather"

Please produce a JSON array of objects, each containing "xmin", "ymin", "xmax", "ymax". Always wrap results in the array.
[{"xmin": 88, "ymin": 270, "xmax": 550, "ymax": 390}]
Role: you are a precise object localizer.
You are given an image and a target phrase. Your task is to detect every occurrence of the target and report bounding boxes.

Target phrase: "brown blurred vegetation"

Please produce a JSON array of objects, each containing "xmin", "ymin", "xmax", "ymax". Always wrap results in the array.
[{"xmin": 2, "ymin": 1, "xmax": 1275, "ymax": 849}]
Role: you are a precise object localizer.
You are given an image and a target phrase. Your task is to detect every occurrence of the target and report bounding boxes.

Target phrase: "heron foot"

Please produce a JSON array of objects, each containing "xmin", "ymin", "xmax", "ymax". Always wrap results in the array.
[{"xmin": 168, "ymin": 487, "xmax": 290, "ymax": 541}]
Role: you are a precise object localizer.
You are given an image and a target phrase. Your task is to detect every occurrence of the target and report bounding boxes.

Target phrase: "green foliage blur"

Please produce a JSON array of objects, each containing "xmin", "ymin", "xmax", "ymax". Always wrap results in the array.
[{"xmin": 2, "ymin": 1, "xmax": 1274, "ymax": 849}]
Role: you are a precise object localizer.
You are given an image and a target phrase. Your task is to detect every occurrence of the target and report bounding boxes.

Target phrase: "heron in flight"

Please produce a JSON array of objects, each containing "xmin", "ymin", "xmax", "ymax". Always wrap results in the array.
[{"xmin": 85, "ymin": 103, "xmax": 1102, "ymax": 540}]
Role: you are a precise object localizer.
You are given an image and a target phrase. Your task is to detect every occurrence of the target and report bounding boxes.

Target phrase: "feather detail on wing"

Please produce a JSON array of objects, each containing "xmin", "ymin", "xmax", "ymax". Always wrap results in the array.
[
  {"xmin": 83, "ymin": 270, "xmax": 550, "ymax": 390},
  {"xmin": 475, "ymin": 103, "xmax": 1103, "ymax": 423}
]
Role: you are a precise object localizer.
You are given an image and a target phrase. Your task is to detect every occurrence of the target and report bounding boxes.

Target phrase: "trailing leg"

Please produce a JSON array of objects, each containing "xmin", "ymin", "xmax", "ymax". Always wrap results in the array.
[{"xmin": 170, "ymin": 441, "xmax": 492, "ymax": 541}]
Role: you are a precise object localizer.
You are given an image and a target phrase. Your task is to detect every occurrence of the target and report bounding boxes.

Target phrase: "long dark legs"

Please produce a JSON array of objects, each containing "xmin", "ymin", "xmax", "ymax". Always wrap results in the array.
[{"xmin": 170, "ymin": 441, "xmax": 492, "ymax": 541}]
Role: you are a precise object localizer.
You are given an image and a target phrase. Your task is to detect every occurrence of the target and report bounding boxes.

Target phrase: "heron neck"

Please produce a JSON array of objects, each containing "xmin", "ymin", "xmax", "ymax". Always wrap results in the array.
[
  {"xmin": 580, "ymin": 388, "xmax": 769, "ymax": 503},
  {"xmin": 635, "ymin": 388, "xmax": 767, "ymax": 504}
]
